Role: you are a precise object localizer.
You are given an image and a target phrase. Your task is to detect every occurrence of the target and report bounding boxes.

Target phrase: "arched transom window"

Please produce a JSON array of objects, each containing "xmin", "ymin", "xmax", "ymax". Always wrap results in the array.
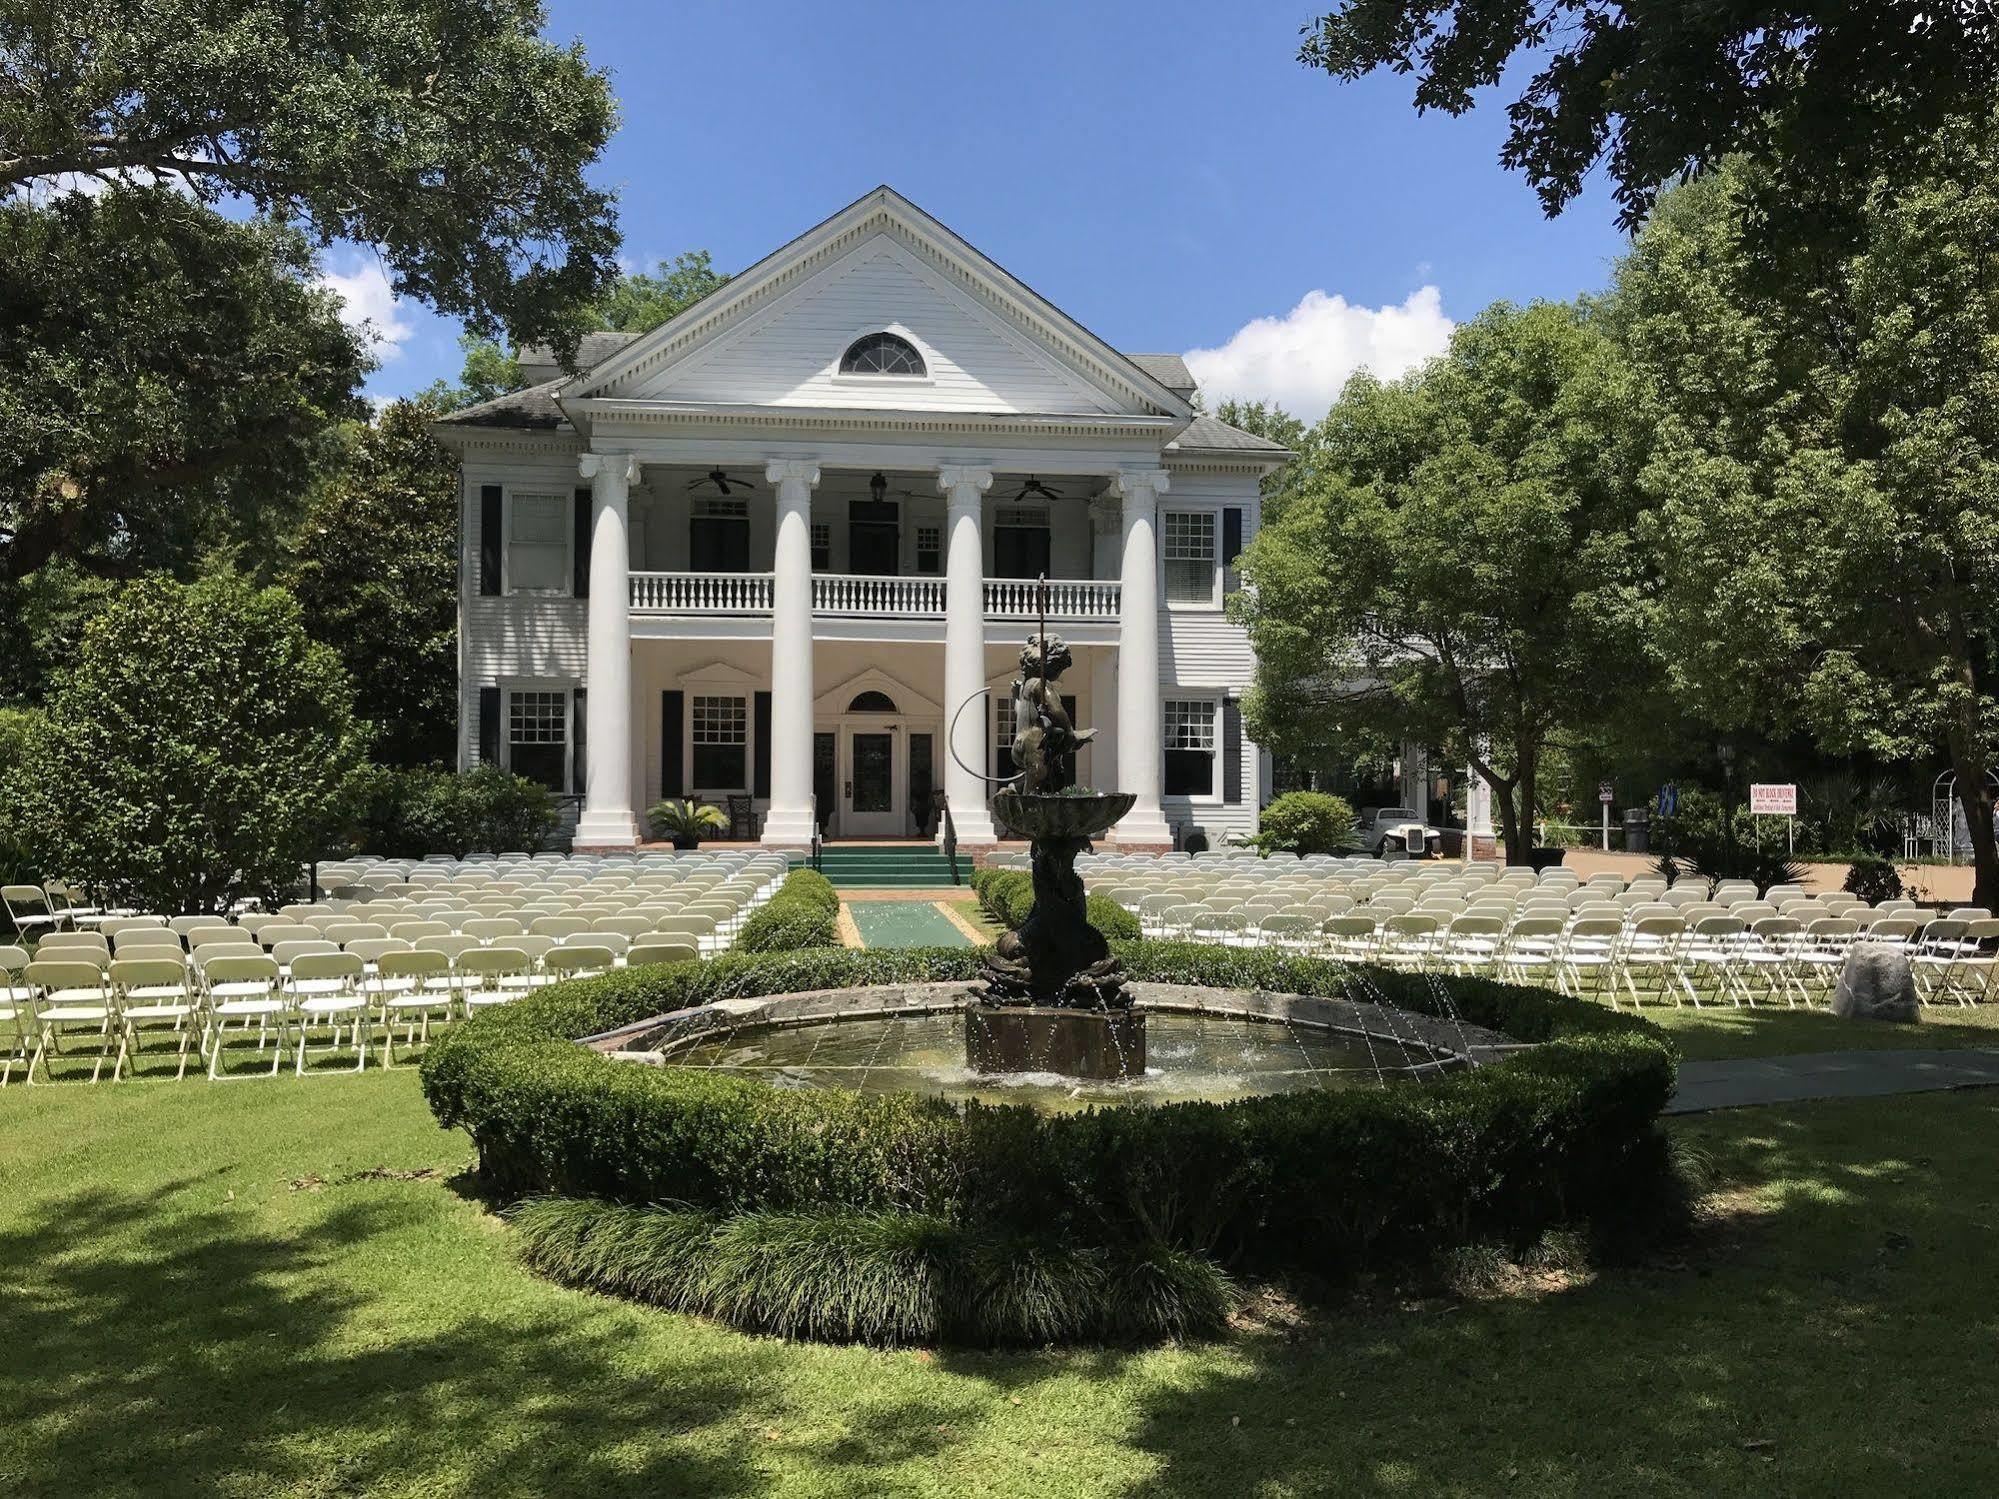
[
  {"xmin": 839, "ymin": 331, "xmax": 926, "ymax": 377},
  {"xmin": 847, "ymin": 690, "xmax": 898, "ymax": 713}
]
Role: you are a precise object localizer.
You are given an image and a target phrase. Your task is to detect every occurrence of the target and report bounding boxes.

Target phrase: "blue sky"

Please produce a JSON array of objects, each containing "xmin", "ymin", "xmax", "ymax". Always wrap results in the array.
[{"xmin": 334, "ymin": 0, "xmax": 1630, "ymax": 419}]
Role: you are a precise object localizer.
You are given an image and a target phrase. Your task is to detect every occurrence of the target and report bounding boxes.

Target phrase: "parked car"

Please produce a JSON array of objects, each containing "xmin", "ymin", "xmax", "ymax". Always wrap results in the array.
[{"xmin": 1357, "ymin": 806, "xmax": 1444, "ymax": 859}]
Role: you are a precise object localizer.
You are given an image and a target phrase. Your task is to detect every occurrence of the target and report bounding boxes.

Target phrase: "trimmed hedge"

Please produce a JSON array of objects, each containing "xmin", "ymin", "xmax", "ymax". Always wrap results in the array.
[
  {"xmin": 734, "ymin": 868, "xmax": 840, "ymax": 952},
  {"xmin": 971, "ymin": 866, "xmax": 1141, "ymax": 940},
  {"xmin": 423, "ymin": 942, "xmax": 1679, "ymax": 1338}
]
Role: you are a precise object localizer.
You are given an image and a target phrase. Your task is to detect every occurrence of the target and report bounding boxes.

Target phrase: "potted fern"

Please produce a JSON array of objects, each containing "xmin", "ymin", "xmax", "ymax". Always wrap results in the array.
[{"xmin": 648, "ymin": 798, "xmax": 726, "ymax": 849}]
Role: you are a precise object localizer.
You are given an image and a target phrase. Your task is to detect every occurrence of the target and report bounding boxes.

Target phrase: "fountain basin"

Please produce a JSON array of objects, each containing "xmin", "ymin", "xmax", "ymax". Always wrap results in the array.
[
  {"xmin": 990, "ymin": 789, "xmax": 1135, "ymax": 841},
  {"xmin": 587, "ymin": 981, "xmax": 1498, "ymax": 1113}
]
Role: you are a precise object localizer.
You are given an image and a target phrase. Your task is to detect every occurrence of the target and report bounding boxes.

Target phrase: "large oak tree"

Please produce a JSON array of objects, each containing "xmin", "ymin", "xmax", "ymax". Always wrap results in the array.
[{"xmin": 1605, "ymin": 131, "xmax": 1999, "ymax": 906}]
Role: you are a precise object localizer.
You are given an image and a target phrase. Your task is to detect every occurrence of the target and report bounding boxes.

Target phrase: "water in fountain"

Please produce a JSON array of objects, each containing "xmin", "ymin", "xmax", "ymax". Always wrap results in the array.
[{"xmin": 635, "ymin": 991, "xmax": 1461, "ymax": 1114}]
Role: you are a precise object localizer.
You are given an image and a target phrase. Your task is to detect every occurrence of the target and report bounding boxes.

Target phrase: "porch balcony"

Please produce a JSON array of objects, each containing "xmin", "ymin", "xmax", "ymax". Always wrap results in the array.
[{"xmin": 628, "ymin": 570, "xmax": 1121, "ymax": 622}]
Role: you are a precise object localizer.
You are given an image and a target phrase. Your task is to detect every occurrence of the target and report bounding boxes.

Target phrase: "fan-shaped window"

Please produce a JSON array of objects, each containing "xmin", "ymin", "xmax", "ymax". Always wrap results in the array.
[
  {"xmin": 848, "ymin": 690, "xmax": 898, "ymax": 713},
  {"xmin": 840, "ymin": 332, "xmax": 925, "ymax": 377}
]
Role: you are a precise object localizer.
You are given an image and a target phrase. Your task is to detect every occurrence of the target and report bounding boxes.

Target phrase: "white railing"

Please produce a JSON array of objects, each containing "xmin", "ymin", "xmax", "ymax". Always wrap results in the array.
[
  {"xmin": 630, "ymin": 571, "xmax": 1121, "ymax": 620},
  {"xmin": 985, "ymin": 577, "xmax": 1121, "ymax": 619},
  {"xmin": 813, "ymin": 573, "xmax": 947, "ymax": 616},
  {"xmin": 629, "ymin": 572, "xmax": 775, "ymax": 613}
]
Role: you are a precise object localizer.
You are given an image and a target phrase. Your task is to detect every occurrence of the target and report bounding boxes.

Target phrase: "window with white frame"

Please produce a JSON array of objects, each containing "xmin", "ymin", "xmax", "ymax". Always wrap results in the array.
[
  {"xmin": 915, "ymin": 524, "xmax": 941, "ymax": 574},
  {"xmin": 994, "ymin": 695, "xmax": 1018, "ymax": 781},
  {"xmin": 507, "ymin": 690, "xmax": 569, "ymax": 791},
  {"xmin": 508, "ymin": 492, "xmax": 570, "ymax": 594},
  {"xmin": 691, "ymin": 694, "xmax": 748, "ymax": 788},
  {"xmin": 810, "ymin": 521, "xmax": 831, "ymax": 571},
  {"xmin": 1162, "ymin": 511, "xmax": 1217, "ymax": 605},
  {"xmin": 1163, "ymin": 698, "xmax": 1217, "ymax": 797}
]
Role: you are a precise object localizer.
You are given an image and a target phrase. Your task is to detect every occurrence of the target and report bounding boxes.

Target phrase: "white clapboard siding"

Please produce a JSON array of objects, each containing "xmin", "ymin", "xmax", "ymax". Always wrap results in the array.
[{"xmin": 631, "ymin": 236, "xmax": 1125, "ymax": 415}]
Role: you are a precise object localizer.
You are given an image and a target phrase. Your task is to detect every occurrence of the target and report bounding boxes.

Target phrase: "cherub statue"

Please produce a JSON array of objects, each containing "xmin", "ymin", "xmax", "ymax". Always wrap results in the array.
[{"xmin": 1009, "ymin": 633, "xmax": 1093, "ymax": 793}]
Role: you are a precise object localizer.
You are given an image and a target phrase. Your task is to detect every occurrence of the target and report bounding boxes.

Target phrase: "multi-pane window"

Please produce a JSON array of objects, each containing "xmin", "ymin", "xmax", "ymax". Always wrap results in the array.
[
  {"xmin": 839, "ymin": 332, "xmax": 926, "ymax": 377},
  {"xmin": 691, "ymin": 497, "xmax": 750, "ymax": 573},
  {"xmin": 810, "ymin": 522, "xmax": 831, "ymax": 571},
  {"xmin": 691, "ymin": 695, "xmax": 748, "ymax": 788},
  {"xmin": 1162, "ymin": 511, "xmax": 1217, "ymax": 605},
  {"xmin": 1163, "ymin": 698, "xmax": 1217, "ymax": 797},
  {"xmin": 915, "ymin": 525, "xmax": 941, "ymax": 574},
  {"xmin": 508, "ymin": 690, "xmax": 568, "ymax": 791},
  {"xmin": 508, "ymin": 493, "xmax": 569, "ymax": 594},
  {"xmin": 995, "ymin": 696, "xmax": 1020, "ymax": 782}
]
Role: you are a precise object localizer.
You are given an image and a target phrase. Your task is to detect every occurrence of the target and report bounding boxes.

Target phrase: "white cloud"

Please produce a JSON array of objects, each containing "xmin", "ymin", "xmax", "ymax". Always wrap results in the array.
[
  {"xmin": 1183, "ymin": 285, "xmax": 1453, "ymax": 420},
  {"xmin": 316, "ymin": 259, "xmax": 413, "ymax": 360}
]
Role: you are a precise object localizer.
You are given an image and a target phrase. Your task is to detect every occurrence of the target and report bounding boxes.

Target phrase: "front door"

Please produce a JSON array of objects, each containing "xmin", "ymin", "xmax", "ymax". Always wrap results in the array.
[
  {"xmin": 846, "ymin": 730, "xmax": 900, "ymax": 835},
  {"xmin": 848, "ymin": 500, "xmax": 899, "ymax": 575}
]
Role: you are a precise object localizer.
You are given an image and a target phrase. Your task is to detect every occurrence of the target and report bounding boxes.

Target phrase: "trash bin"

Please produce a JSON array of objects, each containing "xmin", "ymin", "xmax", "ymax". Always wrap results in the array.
[{"xmin": 1623, "ymin": 808, "xmax": 1650, "ymax": 855}]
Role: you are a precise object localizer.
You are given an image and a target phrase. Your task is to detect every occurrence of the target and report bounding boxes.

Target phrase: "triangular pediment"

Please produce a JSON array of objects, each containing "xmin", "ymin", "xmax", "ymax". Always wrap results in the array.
[{"xmin": 570, "ymin": 188, "xmax": 1190, "ymax": 422}]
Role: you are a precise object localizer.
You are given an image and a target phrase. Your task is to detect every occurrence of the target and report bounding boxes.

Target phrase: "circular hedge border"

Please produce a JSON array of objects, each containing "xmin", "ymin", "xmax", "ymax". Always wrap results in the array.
[{"xmin": 421, "ymin": 943, "xmax": 1679, "ymax": 1345}]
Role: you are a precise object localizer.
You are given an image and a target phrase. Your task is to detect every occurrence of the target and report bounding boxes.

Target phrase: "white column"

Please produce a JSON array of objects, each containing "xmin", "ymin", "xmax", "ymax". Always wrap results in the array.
[
  {"xmin": 761, "ymin": 459, "xmax": 820, "ymax": 847},
  {"xmin": 575, "ymin": 452, "xmax": 642, "ymax": 847},
  {"xmin": 1109, "ymin": 468, "xmax": 1174, "ymax": 846},
  {"xmin": 938, "ymin": 465, "xmax": 998, "ymax": 845}
]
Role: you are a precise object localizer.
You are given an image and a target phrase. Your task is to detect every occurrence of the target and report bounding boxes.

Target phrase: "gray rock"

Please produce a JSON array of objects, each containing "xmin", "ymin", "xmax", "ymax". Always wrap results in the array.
[{"xmin": 1831, "ymin": 943, "xmax": 1921, "ymax": 1022}]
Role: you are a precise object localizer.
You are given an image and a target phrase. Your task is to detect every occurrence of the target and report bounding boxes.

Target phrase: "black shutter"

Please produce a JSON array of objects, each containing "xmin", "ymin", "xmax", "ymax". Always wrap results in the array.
[
  {"xmin": 1223, "ymin": 697, "xmax": 1244, "ymax": 805},
  {"xmin": 573, "ymin": 487, "xmax": 592, "ymax": 598},
  {"xmin": 752, "ymin": 691, "xmax": 772, "ymax": 798},
  {"xmin": 570, "ymin": 688, "xmax": 587, "ymax": 796},
  {"xmin": 1222, "ymin": 507, "xmax": 1244, "ymax": 593},
  {"xmin": 661, "ymin": 691, "xmax": 684, "ymax": 799},
  {"xmin": 478, "ymin": 686, "xmax": 501, "ymax": 764},
  {"xmin": 479, "ymin": 486, "xmax": 502, "ymax": 596},
  {"xmin": 1057, "ymin": 694, "xmax": 1079, "ymax": 790}
]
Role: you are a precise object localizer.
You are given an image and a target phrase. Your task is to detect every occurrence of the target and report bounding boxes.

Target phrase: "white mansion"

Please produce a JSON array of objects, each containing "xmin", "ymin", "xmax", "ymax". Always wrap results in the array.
[{"xmin": 433, "ymin": 187, "xmax": 1288, "ymax": 852}]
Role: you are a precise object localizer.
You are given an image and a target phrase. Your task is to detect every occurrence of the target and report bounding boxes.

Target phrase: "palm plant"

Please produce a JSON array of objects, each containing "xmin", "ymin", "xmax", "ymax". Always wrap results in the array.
[{"xmin": 647, "ymin": 798, "xmax": 726, "ymax": 848}]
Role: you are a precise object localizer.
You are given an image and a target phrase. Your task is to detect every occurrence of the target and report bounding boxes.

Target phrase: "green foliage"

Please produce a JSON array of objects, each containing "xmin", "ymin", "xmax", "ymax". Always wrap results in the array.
[
  {"xmin": 647, "ymin": 799, "xmax": 726, "ymax": 844},
  {"xmin": 0, "ymin": 187, "xmax": 367, "ymax": 582},
  {"xmin": 1843, "ymin": 855, "xmax": 1905, "ymax": 906},
  {"xmin": 12, "ymin": 576, "xmax": 368, "ymax": 912},
  {"xmin": 1298, "ymin": 0, "xmax": 1999, "ymax": 231},
  {"xmin": 0, "ymin": 705, "xmax": 40, "ymax": 891},
  {"xmin": 969, "ymin": 866, "xmax": 1140, "ymax": 939},
  {"xmin": 1250, "ymin": 791, "xmax": 1357, "ymax": 855},
  {"xmin": 420, "ymin": 941, "xmax": 1678, "ymax": 1335},
  {"xmin": 734, "ymin": 869, "xmax": 840, "ymax": 953},
  {"xmin": 1236, "ymin": 301, "xmax": 1650, "ymax": 863},
  {"xmin": 1607, "ymin": 144, "xmax": 1999, "ymax": 903},
  {"xmin": 357, "ymin": 764, "xmax": 558, "ymax": 858},
  {"xmin": 0, "ymin": 0, "xmax": 620, "ymax": 354},
  {"xmin": 282, "ymin": 398, "xmax": 459, "ymax": 767},
  {"xmin": 588, "ymin": 251, "xmax": 730, "ymax": 334},
  {"xmin": 509, "ymin": 1197, "xmax": 1234, "ymax": 1347},
  {"xmin": 1654, "ymin": 787, "xmax": 1805, "ymax": 894}
]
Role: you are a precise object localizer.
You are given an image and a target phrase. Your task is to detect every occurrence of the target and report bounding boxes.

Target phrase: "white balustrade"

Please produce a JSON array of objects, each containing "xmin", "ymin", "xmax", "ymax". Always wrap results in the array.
[
  {"xmin": 629, "ymin": 571, "xmax": 1119, "ymax": 620},
  {"xmin": 628, "ymin": 572, "xmax": 775, "ymax": 614},
  {"xmin": 983, "ymin": 577, "xmax": 1121, "ymax": 619},
  {"xmin": 812, "ymin": 573, "xmax": 947, "ymax": 617}
]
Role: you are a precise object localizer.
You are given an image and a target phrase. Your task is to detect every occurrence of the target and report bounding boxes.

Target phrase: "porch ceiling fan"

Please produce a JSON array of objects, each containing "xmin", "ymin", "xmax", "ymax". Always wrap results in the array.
[
  {"xmin": 686, "ymin": 468, "xmax": 758, "ymax": 496},
  {"xmin": 1005, "ymin": 475, "xmax": 1066, "ymax": 502}
]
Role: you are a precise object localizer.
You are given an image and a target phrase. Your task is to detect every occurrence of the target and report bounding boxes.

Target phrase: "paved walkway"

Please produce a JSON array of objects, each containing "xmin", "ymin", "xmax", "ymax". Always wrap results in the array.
[
  {"xmin": 1669, "ymin": 1049, "xmax": 1999, "ymax": 1113},
  {"xmin": 845, "ymin": 900, "xmax": 977, "ymax": 950}
]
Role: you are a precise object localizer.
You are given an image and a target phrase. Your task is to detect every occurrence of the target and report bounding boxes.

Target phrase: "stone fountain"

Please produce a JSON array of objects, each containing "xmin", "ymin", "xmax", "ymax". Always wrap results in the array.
[{"xmin": 972, "ymin": 630, "xmax": 1145, "ymax": 1080}]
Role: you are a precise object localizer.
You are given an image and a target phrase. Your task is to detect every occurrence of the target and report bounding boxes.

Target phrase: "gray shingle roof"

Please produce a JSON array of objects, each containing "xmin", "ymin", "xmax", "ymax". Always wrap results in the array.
[
  {"xmin": 432, "ymin": 376, "xmax": 571, "ymax": 430},
  {"xmin": 1167, "ymin": 413, "xmax": 1292, "ymax": 456},
  {"xmin": 1123, "ymin": 353, "xmax": 1196, "ymax": 395}
]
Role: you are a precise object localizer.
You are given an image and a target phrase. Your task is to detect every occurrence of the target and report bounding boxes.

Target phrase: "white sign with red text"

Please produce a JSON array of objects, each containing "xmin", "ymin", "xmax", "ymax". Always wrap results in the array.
[{"xmin": 1749, "ymin": 783, "xmax": 1798, "ymax": 816}]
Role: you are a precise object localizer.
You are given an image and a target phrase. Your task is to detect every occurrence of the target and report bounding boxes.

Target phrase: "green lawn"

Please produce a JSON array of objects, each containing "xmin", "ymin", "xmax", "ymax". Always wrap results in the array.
[
  {"xmin": 3, "ymin": 1072, "xmax": 1998, "ymax": 1495},
  {"xmin": 1626, "ymin": 998, "xmax": 1999, "ymax": 1059}
]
